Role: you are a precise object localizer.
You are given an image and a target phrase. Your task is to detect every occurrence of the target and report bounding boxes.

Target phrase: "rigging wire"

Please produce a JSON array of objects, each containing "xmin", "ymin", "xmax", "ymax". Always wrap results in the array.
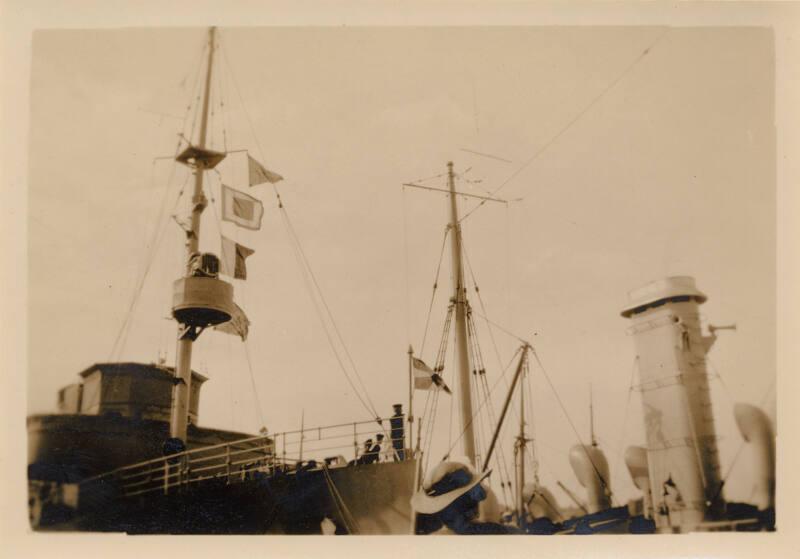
[
  {"xmin": 709, "ymin": 367, "xmax": 776, "ymax": 504},
  {"xmin": 108, "ymin": 35, "xmax": 209, "ymax": 361},
  {"xmin": 441, "ymin": 346, "xmax": 523, "ymax": 460},
  {"xmin": 218, "ymin": 34, "xmax": 271, "ymax": 173},
  {"xmin": 278, "ymin": 204, "xmax": 381, "ymax": 422},
  {"xmin": 459, "ymin": 28, "xmax": 670, "ymax": 225},
  {"xmin": 452, "ymin": 281, "xmax": 535, "ymax": 494},
  {"xmin": 412, "ymin": 172, "xmax": 446, "ymax": 184},
  {"xmin": 528, "ymin": 348, "xmax": 617, "ymax": 506},
  {"xmin": 462, "ymin": 243, "xmax": 527, "ymax": 414},
  {"xmin": 218, "ymin": 30, "xmax": 391, "ymax": 436},
  {"xmin": 108, "ymin": 151, "xmax": 190, "ymax": 361},
  {"xmin": 466, "ymin": 304, "xmax": 514, "ymax": 497},
  {"xmin": 447, "ymin": 171, "xmax": 518, "ymax": 491},
  {"xmin": 186, "ymin": 42, "xmax": 208, "ymax": 149},
  {"xmin": 472, "ymin": 366, "xmax": 489, "ymax": 471},
  {"xmin": 523, "ymin": 367, "xmax": 541, "ymax": 486},
  {"xmin": 608, "ymin": 356, "xmax": 639, "ymax": 497},
  {"xmin": 706, "ymin": 355, "xmax": 735, "ymax": 406},
  {"xmin": 206, "ymin": 47, "xmax": 216, "ymax": 152},
  {"xmin": 447, "ymin": 334, "xmax": 458, "ymax": 458},
  {"xmin": 242, "ymin": 339, "xmax": 267, "ymax": 429},
  {"xmin": 469, "ymin": 309, "xmax": 530, "ymax": 347},
  {"xmin": 418, "ymin": 225, "xmax": 451, "ymax": 356},
  {"xmin": 217, "ymin": 49, "xmax": 229, "ymax": 154},
  {"xmin": 422, "ymin": 389, "xmax": 442, "ymax": 477},
  {"xmin": 402, "ymin": 186, "xmax": 411, "ymax": 347},
  {"xmin": 206, "ymin": 172, "xmax": 267, "ymax": 429},
  {"xmin": 177, "ymin": 33, "xmax": 207, "ymax": 146},
  {"xmin": 278, "ymin": 204, "xmax": 390, "ymax": 430},
  {"xmin": 420, "ymin": 301, "xmax": 455, "ymax": 468}
]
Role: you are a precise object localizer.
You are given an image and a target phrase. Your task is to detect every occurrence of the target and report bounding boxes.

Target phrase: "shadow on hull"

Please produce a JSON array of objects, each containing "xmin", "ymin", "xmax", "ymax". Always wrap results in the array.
[{"xmin": 32, "ymin": 458, "xmax": 417, "ymax": 534}]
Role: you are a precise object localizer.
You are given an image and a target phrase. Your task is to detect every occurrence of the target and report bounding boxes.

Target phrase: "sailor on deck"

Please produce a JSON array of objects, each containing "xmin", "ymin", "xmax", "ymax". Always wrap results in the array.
[
  {"xmin": 354, "ymin": 439, "xmax": 373, "ymax": 465},
  {"xmin": 390, "ymin": 404, "xmax": 405, "ymax": 461},
  {"xmin": 363, "ymin": 435, "xmax": 382, "ymax": 465}
]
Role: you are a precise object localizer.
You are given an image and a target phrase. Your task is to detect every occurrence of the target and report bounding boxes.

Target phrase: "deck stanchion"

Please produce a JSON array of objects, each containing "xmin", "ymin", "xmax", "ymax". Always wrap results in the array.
[
  {"xmin": 163, "ymin": 461, "xmax": 169, "ymax": 495},
  {"xmin": 226, "ymin": 445, "xmax": 232, "ymax": 482}
]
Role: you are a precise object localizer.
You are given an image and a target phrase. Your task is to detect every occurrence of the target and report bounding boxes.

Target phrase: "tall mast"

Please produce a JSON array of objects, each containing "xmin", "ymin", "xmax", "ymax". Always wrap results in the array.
[
  {"xmin": 408, "ymin": 345, "xmax": 414, "ymax": 454},
  {"xmin": 447, "ymin": 161, "xmax": 477, "ymax": 465},
  {"xmin": 170, "ymin": 27, "xmax": 217, "ymax": 442},
  {"xmin": 589, "ymin": 384, "xmax": 596, "ymax": 446},
  {"xmin": 516, "ymin": 371, "xmax": 526, "ymax": 526}
]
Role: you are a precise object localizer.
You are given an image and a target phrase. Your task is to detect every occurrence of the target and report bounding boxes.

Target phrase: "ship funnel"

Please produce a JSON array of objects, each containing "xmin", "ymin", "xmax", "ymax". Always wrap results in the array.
[
  {"xmin": 624, "ymin": 445, "xmax": 653, "ymax": 518},
  {"xmin": 621, "ymin": 276, "xmax": 723, "ymax": 531},
  {"xmin": 568, "ymin": 445, "xmax": 611, "ymax": 513},
  {"xmin": 733, "ymin": 403, "xmax": 775, "ymax": 510}
]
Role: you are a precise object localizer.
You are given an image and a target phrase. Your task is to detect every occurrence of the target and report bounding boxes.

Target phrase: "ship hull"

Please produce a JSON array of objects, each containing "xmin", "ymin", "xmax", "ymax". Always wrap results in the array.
[
  {"xmin": 34, "ymin": 460, "xmax": 417, "ymax": 534},
  {"xmin": 29, "ymin": 412, "xmax": 417, "ymax": 534}
]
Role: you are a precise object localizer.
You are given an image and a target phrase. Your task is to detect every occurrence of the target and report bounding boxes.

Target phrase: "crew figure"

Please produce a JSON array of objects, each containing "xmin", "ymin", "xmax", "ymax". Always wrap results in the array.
[
  {"xmin": 355, "ymin": 439, "xmax": 373, "ymax": 465},
  {"xmin": 390, "ymin": 403, "xmax": 405, "ymax": 461},
  {"xmin": 363, "ymin": 435, "xmax": 382, "ymax": 465},
  {"xmin": 411, "ymin": 460, "xmax": 521, "ymax": 535}
]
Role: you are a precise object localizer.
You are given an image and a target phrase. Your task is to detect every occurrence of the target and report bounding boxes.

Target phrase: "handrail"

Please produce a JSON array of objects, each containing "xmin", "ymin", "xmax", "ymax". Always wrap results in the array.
[
  {"xmin": 80, "ymin": 414, "xmax": 410, "ymax": 501},
  {"xmin": 82, "ymin": 414, "xmax": 403, "ymax": 484}
]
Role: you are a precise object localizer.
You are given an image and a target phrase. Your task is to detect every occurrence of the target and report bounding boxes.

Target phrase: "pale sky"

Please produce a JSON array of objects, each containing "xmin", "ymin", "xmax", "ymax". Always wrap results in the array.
[{"xmin": 28, "ymin": 26, "xmax": 775, "ymax": 507}]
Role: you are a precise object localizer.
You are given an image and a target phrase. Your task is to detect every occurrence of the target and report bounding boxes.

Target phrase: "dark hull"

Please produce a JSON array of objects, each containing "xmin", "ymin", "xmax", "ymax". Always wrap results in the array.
[
  {"xmin": 35, "ymin": 460, "xmax": 416, "ymax": 534},
  {"xmin": 29, "ymin": 413, "xmax": 417, "ymax": 534}
]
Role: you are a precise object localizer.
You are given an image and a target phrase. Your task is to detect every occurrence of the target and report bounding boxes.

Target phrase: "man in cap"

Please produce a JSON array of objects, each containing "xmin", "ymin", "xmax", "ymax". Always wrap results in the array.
[
  {"xmin": 411, "ymin": 460, "xmax": 520, "ymax": 534},
  {"xmin": 363, "ymin": 435, "xmax": 382, "ymax": 465},
  {"xmin": 354, "ymin": 439, "xmax": 373, "ymax": 465},
  {"xmin": 389, "ymin": 404, "xmax": 405, "ymax": 461}
]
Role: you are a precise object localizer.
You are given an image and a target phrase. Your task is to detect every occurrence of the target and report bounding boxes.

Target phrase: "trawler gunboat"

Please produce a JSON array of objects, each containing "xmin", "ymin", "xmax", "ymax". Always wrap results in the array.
[{"xmin": 27, "ymin": 27, "xmax": 776, "ymax": 536}]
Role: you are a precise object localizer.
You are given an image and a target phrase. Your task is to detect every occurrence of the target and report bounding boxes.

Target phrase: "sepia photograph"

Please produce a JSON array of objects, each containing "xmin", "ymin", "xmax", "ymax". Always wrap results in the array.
[{"xmin": 3, "ymin": 1, "xmax": 799, "ymax": 557}]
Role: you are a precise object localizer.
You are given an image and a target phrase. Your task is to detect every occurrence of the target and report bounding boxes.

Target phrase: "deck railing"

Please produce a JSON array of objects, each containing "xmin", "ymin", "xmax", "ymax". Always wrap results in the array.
[{"xmin": 81, "ymin": 415, "xmax": 409, "ymax": 499}]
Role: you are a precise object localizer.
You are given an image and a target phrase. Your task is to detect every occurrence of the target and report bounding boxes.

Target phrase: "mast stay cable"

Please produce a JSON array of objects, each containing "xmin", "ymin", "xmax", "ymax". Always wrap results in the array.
[
  {"xmin": 207, "ymin": 49, "xmax": 271, "ymax": 431},
  {"xmin": 217, "ymin": 31, "xmax": 385, "ymax": 428},
  {"xmin": 108, "ymin": 44, "xmax": 208, "ymax": 361},
  {"xmin": 459, "ymin": 28, "xmax": 670, "ymax": 225},
  {"xmin": 417, "ymin": 222, "xmax": 450, "ymax": 357},
  {"xmin": 608, "ymin": 356, "xmax": 639, "ymax": 498},
  {"xmin": 278, "ymin": 204, "xmax": 381, "ymax": 422},
  {"xmin": 528, "ymin": 349, "xmax": 617, "ymax": 506},
  {"xmin": 462, "ymin": 243, "xmax": 518, "ymax": 487},
  {"xmin": 710, "ymin": 376, "xmax": 776, "ymax": 504},
  {"xmin": 466, "ymin": 308, "xmax": 514, "ymax": 500},
  {"xmin": 441, "ymin": 346, "xmax": 523, "ymax": 461},
  {"xmin": 205, "ymin": 172, "xmax": 267, "ymax": 429}
]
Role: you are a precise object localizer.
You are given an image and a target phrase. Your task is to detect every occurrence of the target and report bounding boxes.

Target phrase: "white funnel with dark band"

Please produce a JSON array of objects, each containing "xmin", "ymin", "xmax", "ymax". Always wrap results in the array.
[{"xmin": 621, "ymin": 277, "xmax": 723, "ymax": 532}]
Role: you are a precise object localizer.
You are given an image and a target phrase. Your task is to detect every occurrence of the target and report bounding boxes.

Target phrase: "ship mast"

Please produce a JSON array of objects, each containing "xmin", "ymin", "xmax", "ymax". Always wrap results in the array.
[
  {"xmin": 589, "ymin": 384, "xmax": 597, "ymax": 446},
  {"xmin": 170, "ymin": 27, "xmax": 217, "ymax": 442},
  {"xmin": 516, "ymin": 372, "xmax": 526, "ymax": 527},
  {"xmin": 446, "ymin": 161, "xmax": 477, "ymax": 466}
]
